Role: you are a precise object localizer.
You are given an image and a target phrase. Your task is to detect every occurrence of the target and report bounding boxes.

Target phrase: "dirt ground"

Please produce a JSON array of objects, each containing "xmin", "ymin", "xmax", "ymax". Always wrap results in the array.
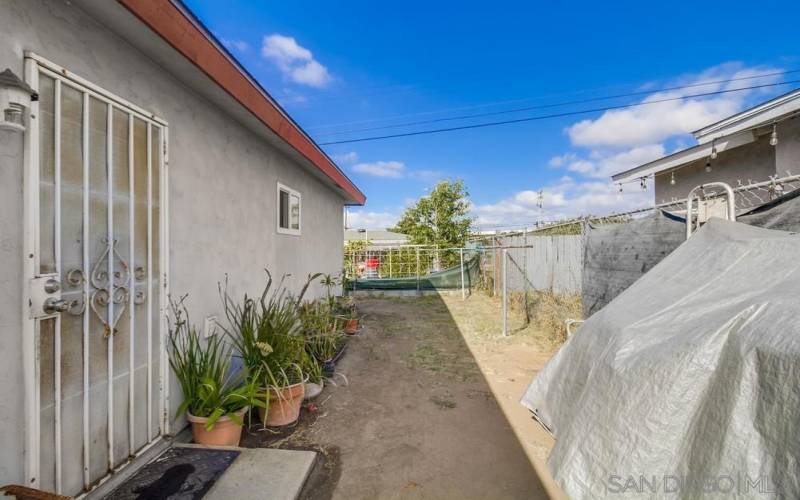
[{"xmin": 242, "ymin": 292, "xmax": 567, "ymax": 500}]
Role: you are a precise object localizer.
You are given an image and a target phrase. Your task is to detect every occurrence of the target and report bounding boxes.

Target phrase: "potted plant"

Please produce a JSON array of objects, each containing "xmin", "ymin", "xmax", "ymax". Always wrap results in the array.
[
  {"xmin": 301, "ymin": 301, "xmax": 347, "ymax": 392},
  {"xmin": 344, "ymin": 307, "xmax": 359, "ymax": 335},
  {"xmin": 320, "ymin": 273, "xmax": 339, "ymax": 312},
  {"xmin": 221, "ymin": 271, "xmax": 319, "ymax": 427},
  {"xmin": 167, "ymin": 296, "xmax": 264, "ymax": 446}
]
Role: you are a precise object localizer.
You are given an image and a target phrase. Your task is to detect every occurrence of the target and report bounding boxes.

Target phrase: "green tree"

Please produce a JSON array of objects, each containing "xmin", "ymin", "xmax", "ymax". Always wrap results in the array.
[{"xmin": 392, "ymin": 180, "xmax": 473, "ymax": 251}]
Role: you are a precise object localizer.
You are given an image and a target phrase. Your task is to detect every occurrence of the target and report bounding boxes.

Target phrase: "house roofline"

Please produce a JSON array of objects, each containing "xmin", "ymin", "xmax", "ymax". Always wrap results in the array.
[
  {"xmin": 613, "ymin": 86, "xmax": 800, "ymax": 183},
  {"xmin": 117, "ymin": 0, "xmax": 366, "ymax": 205},
  {"xmin": 692, "ymin": 87, "xmax": 800, "ymax": 141},
  {"xmin": 611, "ymin": 131, "xmax": 756, "ymax": 183}
]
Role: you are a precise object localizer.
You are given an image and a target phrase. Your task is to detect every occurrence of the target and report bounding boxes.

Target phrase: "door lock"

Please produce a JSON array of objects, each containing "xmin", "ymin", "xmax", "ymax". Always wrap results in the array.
[
  {"xmin": 44, "ymin": 297, "xmax": 70, "ymax": 314},
  {"xmin": 44, "ymin": 278, "xmax": 61, "ymax": 294},
  {"xmin": 30, "ymin": 273, "xmax": 65, "ymax": 318}
]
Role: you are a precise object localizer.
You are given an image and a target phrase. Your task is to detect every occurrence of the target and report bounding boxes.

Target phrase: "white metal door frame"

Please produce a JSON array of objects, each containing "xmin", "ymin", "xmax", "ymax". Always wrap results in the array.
[{"xmin": 22, "ymin": 52, "xmax": 170, "ymax": 495}]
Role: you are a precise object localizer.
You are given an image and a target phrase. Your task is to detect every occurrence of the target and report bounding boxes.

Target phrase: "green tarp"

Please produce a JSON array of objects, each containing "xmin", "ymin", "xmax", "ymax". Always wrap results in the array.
[{"xmin": 351, "ymin": 253, "xmax": 480, "ymax": 290}]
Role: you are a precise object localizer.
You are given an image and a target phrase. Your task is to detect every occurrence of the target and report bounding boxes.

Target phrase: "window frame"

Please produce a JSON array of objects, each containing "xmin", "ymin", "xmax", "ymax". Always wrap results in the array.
[{"xmin": 276, "ymin": 182, "xmax": 302, "ymax": 235}]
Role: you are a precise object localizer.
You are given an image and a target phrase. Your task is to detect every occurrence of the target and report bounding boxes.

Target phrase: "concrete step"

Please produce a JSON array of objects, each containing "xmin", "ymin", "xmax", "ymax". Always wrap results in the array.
[{"xmin": 187, "ymin": 445, "xmax": 316, "ymax": 500}]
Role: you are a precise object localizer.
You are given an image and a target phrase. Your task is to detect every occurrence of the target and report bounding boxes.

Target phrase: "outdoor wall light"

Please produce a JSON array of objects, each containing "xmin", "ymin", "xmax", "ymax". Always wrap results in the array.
[
  {"xmin": 770, "ymin": 123, "xmax": 778, "ymax": 146},
  {"xmin": 710, "ymin": 139, "xmax": 718, "ymax": 160},
  {"xmin": 670, "ymin": 171, "xmax": 676, "ymax": 186},
  {"xmin": 0, "ymin": 68, "xmax": 37, "ymax": 133}
]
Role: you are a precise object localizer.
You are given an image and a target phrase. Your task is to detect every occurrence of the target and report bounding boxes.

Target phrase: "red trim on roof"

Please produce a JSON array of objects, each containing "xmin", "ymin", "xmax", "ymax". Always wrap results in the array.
[{"xmin": 118, "ymin": 0, "xmax": 366, "ymax": 205}]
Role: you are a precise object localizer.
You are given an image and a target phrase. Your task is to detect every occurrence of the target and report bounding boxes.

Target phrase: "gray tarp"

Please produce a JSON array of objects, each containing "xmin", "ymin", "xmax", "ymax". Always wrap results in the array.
[
  {"xmin": 582, "ymin": 190, "xmax": 800, "ymax": 317},
  {"xmin": 522, "ymin": 219, "xmax": 800, "ymax": 499},
  {"xmin": 582, "ymin": 211, "xmax": 685, "ymax": 317},
  {"xmin": 739, "ymin": 188, "xmax": 800, "ymax": 232}
]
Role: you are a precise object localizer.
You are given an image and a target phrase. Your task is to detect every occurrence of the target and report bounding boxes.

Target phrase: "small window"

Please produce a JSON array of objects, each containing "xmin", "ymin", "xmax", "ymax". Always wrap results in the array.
[{"xmin": 277, "ymin": 183, "xmax": 301, "ymax": 235}]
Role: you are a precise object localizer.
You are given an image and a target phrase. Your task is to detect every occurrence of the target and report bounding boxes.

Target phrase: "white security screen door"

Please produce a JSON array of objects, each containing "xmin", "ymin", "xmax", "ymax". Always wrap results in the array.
[{"xmin": 23, "ymin": 54, "xmax": 170, "ymax": 496}]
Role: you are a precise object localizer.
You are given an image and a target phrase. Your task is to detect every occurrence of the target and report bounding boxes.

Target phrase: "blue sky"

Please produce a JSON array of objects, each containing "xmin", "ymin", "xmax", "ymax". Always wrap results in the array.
[{"xmin": 184, "ymin": 0, "xmax": 799, "ymax": 229}]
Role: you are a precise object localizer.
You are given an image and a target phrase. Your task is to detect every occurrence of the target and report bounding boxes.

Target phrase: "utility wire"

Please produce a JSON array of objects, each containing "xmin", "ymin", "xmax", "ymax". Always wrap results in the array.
[
  {"xmin": 320, "ymin": 80, "xmax": 800, "ymax": 145},
  {"xmin": 314, "ymin": 69, "xmax": 800, "ymax": 136}
]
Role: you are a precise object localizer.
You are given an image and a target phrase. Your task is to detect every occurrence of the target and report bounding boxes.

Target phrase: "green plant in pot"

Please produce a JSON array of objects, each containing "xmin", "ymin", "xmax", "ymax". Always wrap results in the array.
[
  {"xmin": 167, "ymin": 295, "xmax": 264, "ymax": 446},
  {"xmin": 343, "ymin": 306, "xmax": 359, "ymax": 335},
  {"xmin": 220, "ymin": 271, "xmax": 320, "ymax": 427},
  {"xmin": 300, "ymin": 301, "xmax": 345, "ymax": 395},
  {"xmin": 319, "ymin": 273, "xmax": 339, "ymax": 312}
]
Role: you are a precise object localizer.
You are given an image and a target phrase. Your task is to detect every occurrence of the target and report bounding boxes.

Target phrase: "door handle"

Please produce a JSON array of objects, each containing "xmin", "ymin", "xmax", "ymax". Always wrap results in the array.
[{"xmin": 43, "ymin": 297, "xmax": 70, "ymax": 314}]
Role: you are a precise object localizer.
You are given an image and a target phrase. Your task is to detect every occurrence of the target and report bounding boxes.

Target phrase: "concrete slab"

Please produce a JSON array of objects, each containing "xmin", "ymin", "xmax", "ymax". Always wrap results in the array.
[{"xmin": 196, "ymin": 445, "xmax": 317, "ymax": 500}]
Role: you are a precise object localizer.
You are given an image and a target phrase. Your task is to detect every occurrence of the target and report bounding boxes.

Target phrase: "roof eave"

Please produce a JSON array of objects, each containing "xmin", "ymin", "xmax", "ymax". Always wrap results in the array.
[
  {"xmin": 117, "ymin": 0, "xmax": 366, "ymax": 205},
  {"xmin": 611, "ymin": 130, "xmax": 756, "ymax": 183},
  {"xmin": 692, "ymin": 88, "xmax": 800, "ymax": 143}
]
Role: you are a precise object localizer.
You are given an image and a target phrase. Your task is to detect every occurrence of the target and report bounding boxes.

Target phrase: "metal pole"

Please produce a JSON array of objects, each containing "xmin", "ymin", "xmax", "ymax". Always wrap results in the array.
[
  {"xmin": 53, "ymin": 79, "xmax": 63, "ymax": 494},
  {"xmin": 493, "ymin": 242, "xmax": 497, "ymax": 297},
  {"xmin": 460, "ymin": 248, "xmax": 465, "ymax": 299},
  {"xmin": 416, "ymin": 247, "xmax": 420, "ymax": 291},
  {"xmin": 523, "ymin": 229, "xmax": 529, "ymax": 324},
  {"xmin": 106, "ymin": 102, "xmax": 115, "ymax": 472},
  {"xmin": 502, "ymin": 248, "xmax": 508, "ymax": 337}
]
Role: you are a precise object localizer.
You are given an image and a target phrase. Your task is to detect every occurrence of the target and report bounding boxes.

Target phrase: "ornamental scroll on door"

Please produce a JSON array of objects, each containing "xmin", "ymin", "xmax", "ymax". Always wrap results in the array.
[{"xmin": 64, "ymin": 237, "xmax": 147, "ymax": 338}]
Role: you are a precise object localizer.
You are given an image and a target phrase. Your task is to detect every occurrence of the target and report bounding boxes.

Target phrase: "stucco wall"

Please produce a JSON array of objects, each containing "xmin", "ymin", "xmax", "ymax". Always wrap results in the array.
[
  {"xmin": 0, "ymin": 0, "xmax": 346, "ymax": 488},
  {"xmin": 654, "ymin": 134, "xmax": 776, "ymax": 203},
  {"xmin": 775, "ymin": 117, "xmax": 800, "ymax": 176},
  {"xmin": 0, "ymin": 128, "xmax": 25, "ymax": 486}
]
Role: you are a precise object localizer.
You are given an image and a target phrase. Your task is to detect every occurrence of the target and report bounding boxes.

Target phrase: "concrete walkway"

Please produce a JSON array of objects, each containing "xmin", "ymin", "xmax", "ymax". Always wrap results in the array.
[{"xmin": 199, "ymin": 445, "xmax": 316, "ymax": 500}]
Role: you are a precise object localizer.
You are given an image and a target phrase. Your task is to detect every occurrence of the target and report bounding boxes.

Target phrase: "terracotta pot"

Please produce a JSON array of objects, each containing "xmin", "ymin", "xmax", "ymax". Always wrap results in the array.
[
  {"xmin": 258, "ymin": 382, "xmax": 305, "ymax": 426},
  {"xmin": 187, "ymin": 407, "xmax": 247, "ymax": 446},
  {"xmin": 345, "ymin": 318, "xmax": 359, "ymax": 335}
]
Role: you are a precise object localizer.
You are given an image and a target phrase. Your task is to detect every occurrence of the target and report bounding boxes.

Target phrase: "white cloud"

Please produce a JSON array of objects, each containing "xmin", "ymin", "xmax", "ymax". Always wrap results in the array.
[
  {"xmin": 472, "ymin": 178, "xmax": 653, "ymax": 228},
  {"xmin": 261, "ymin": 34, "xmax": 332, "ymax": 88},
  {"xmin": 352, "ymin": 161, "xmax": 406, "ymax": 178},
  {"xmin": 333, "ymin": 152, "xmax": 359, "ymax": 164},
  {"xmin": 350, "ymin": 160, "xmax": 442, "ymax": 181},
  {"xmin": 472, "ymin": 62, "xmax": 786, "ymax": 230},
  {"xmin": 221, "ymin": 38, "xmax": 249, "ymax": 52},
  {"xmin": 567, "ymin": 159, "xmax": 596, "ymax": 175},
  {"xmin": 555, "ymin": 144, "xmax": 666, "ymax": 179},
  {"xmin": 548, "ymin": 152, "xmax": 576, "ymax": 167},
  {"xmin": 346, "ymin": 210, "xmax": 400, "ymax": 230},
  {"xmin": 567, "ymin": 63, "xmax": 784, "ymax": 147}
]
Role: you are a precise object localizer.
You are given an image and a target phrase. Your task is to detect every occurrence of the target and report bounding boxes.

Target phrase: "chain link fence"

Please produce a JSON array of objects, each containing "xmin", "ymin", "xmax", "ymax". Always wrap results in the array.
[{"xmin": 343, "ymin": 175, "xmax": 800, "ymax": 340}]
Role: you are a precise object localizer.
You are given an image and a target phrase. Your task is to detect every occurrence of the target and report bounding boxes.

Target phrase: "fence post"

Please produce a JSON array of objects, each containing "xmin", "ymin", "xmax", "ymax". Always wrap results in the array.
[
  {"xmin": 460, "ymin": 248, "xmax": 465, "ymax": 299},
  {"xmin": 493, "ymin": 246, "xmax": 497, "ymax": 297},
  {"xmin": 416, "ymin": 246, "xmax": 421, "ymax": 292},
  {"xmin": 389, "ymin": 248, "xmax": 393, "ymax": 278},
  {"xmin": 523, "ymin": 230, "xmax": 530, "ymax": 324},
  {"xmin": 502, "ymin": 248, "xmax": 508, "ymax": 337}
]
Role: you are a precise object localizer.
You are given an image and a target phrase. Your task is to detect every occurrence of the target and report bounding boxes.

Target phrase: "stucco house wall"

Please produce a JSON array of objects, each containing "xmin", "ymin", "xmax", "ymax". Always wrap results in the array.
[
  {"xmin": 775, "ymin": 117, "xmax": 800, "ymax": 177},
  {"xmin": 0, "ymin": 0, "xmax": 349, "ymax": 488},
  {"xmin": 654, "ymin": 117, "xmax": 800, "ymax": 204},
  {"xmin": 654, "ymin": 133, "xmax": 776, "ymax": 204}
]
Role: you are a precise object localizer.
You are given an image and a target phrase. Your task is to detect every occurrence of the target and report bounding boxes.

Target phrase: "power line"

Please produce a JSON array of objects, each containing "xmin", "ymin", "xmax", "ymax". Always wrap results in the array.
[
  {"xmin": 308, "ymin": 82, "xmax": 639, "ymax": 131},
  {"xmin": 320, "ymin": 80, "xmax": 800, "ymax": 145},
  {"xmin": 313, "ymin": 69, "xmax": 799, "ymax": 136}
]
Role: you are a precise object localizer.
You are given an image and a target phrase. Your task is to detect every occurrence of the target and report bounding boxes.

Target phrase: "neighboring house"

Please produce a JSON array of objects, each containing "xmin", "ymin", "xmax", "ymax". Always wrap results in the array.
[
  {"xmin": 0, "ymin": 0, "xmax": 364, "ymax": 496},
  {"xmin": 344, "ymin": 229, "xmax": 409, "ymax": 247},
  {"xmin": 612, "ymin": 89, "xmax": 800, "ymax": 205}
]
